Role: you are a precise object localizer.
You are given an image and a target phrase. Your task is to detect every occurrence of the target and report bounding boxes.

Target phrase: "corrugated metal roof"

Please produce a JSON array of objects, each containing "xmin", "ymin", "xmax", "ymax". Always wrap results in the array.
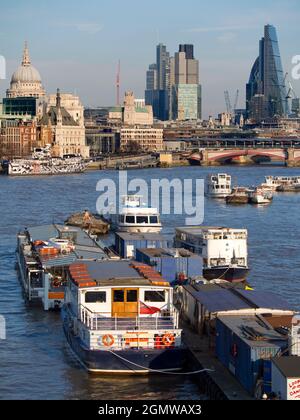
[
  {"xmin": 218, "ymin": 316, "xmax": 287, "ymax": 349},
  {"xmin": 238, "ymin": 290, "xmax": 294, "ymax": 311},
  {"xmin": 183, "ymin": 284, "xmax": 293, "ymax": 313},
  {"xmin": 28, "ymin": 224, "xmax": 108, "ymax": 267},
  {"xmin": 41, "ymin": 253, "xmax": 77, "ymax": 269},
  {"xmin": 191, "ymin": 288, "xmax": 252, "ymax": 312},
  {"xmin": 84, "ymin": 260, "xmax": 144, "ymax": 282},
  {"xmin": 137, "ymin": 248, "xmax": 198, "ymax": 258}
]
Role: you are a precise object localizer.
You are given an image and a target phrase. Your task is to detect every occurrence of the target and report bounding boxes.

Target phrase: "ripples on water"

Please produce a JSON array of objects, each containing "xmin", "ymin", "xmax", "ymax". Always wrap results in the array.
[{"xmin": 0, "ymin": 166, "xmax": 299, "ymax": 399}]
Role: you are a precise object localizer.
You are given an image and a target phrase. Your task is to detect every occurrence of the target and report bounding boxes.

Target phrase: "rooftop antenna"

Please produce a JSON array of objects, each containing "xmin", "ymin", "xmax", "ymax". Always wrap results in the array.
[
  {"xmin": 116, "ymin": 60, "xmax": 121, "ymax": 106},
  {"xmin": 156, "ymin": 29, "xmax": 160, "ymax": 44}
]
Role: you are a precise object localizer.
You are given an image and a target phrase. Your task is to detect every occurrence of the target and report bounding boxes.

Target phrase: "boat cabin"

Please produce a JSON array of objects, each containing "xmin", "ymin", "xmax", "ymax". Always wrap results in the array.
[{"xmin": 64, "ymin": 260, "xmax": 182, "ymax": 351}]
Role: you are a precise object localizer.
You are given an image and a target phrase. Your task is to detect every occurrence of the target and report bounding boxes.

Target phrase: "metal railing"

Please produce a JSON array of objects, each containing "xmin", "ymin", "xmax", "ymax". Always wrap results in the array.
[{"xmin": 79, "ymin": 305, "xmax": 179, "ymax": 332}]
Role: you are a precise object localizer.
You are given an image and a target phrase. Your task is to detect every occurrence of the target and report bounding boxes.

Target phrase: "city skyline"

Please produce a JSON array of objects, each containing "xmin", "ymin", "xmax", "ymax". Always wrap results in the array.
[{"xmin": 0, "ymin": 0, "xmax": 300, "ymax": 117}]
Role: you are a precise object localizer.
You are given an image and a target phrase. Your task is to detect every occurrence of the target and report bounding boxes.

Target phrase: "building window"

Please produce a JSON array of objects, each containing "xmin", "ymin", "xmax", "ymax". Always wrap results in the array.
[
  {"xmin": 85, "ymin": 292, "xmax": 106, "ymax": 303},
  {"xmin": 144, "ymin": 291, "xmax": 165, "ymax": 302}
]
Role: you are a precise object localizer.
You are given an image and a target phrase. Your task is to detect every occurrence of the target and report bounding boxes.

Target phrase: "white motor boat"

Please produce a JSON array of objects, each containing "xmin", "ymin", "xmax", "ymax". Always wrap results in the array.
[
  {"xmin": 112, "ymin": 196, "xmax": 162, "ymax": 233},
  {"xmin": 205, "ymin": 174, "xmax": 232, "ymax": 199}
]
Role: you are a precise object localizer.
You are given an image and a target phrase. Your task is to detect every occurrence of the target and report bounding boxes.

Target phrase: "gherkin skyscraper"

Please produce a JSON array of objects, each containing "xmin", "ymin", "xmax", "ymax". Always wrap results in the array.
[{"xmin": 246, "ymin": 25, "xmax": 288, "ymax": 121}]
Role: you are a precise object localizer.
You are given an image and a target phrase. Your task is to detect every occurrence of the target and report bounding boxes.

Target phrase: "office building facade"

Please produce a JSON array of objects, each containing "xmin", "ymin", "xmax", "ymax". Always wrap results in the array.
[{"xmin": 246, "ymin": 25, "xmax": 288, "ymax": 122}]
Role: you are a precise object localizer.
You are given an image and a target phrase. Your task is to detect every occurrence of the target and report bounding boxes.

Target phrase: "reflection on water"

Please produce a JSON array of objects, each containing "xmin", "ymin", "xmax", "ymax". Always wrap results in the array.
[{"xmin": 0, "ymin": 165, "xmax": 299, "ymax": 399}]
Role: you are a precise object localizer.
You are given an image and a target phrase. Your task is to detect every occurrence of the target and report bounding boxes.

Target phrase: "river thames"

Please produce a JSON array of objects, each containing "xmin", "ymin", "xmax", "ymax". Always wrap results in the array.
[{"xmin": 0, "ymin": 165, "xmax": 299, "ymax": 399}]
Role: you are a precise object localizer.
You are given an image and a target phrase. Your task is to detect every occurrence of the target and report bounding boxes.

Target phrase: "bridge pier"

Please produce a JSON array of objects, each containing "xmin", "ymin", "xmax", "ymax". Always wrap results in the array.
[{"xmin": 286, "ymin": 148, "xmax": 300, "ymax": 167}]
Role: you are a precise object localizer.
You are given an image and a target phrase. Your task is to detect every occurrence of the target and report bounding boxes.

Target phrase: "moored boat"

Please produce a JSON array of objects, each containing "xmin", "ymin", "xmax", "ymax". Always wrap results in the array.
[
  {"xmin": 62, "ymin": 260, "xmax": 186, "ymax": 374},
  {"xmin": 226, "ymin": 187, "xmax": 250, "ymax": 205},
  {"xmin": 248, "ymin": 187, "xmax": 273, "ymax": 205},
  {"xmin": 205, "ymin": 173, "xmax": 232, "ymax": 199},
  {"xmin": 110, "ymin": 195, "xmax": 162, "ymax": 234},
  {"xmin": 16, "ymin": 224, "xmax": 108, "ymax": 310},
  {"xmin": 175, "ymin": 226, "xmax": 249, "ymax": 283}
]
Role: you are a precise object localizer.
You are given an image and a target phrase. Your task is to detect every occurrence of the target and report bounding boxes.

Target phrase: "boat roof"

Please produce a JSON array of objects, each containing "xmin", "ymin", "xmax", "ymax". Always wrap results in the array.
[
  {"xmin": 176, "ymin": 226, "xmax": 247, "ymax": 235},
  {"xmin": 218, "ymin": 315, "xmax": 287, "ymax": 349},
  {"xmin": 137, "ymin": 248, "xmax": 199, "ymax": 259},
  {"xmin": 26, "ymin": 224, "xmax": 107, "ymax": 268},
  {"xmin": 120, "ymin": 208, "xmax": 159, "ymax": 215},
  {"xmin": 272, "ymin": 357, "xmax": 300, "ymax": 378},
  {"xmin": 183, "ymin": 284, "xmax": 294, "ymax": 313},
  {"xmin": 115, "ymin": 232, "xmax": 167, "ymax": 241},
  {"xmin": 69, "ymin": 260, "xmax": 170, "ymax": 288}
]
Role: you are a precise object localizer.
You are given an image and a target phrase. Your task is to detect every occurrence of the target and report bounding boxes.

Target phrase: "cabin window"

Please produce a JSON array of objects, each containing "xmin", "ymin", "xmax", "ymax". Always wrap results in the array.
[
  {"xmin": 120, "ymin": 215, "xmax": 125, "ymax": 223},
  {"xmin": 150, "ymin": 216, "xmax": 158, "ymax": 224},
  {"xmin": 136, "ymin": 216, "xmax": 148, "ymax": 224},
  {"xmin": 125, "ymin": 216, "xmax": 135, "ymax": 224},
  {"xmin": 113, "ymin": 290, "xmax": 125, "ymax": 302},
  {"xmin": 144, "ymin": 291, "xmax": 165, "ymax": 302},
  {"xmin": 127, "ymin": 290, "xmax": 138, "ymax": 302},
  {"xmin": 85, "ymin": 292, "xmax": 106, "ymax": 303}
]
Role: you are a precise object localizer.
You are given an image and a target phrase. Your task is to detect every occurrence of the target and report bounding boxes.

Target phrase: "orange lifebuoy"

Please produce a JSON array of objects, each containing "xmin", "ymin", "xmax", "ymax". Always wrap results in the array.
[
  {"xmin": 162, "ymin": 333, "xmax": 175, "ymax": 348},
  {"xmin": 52, "ymin": 278, "xmax": 62, "ymax": 288},
  {"xmin": 102, "ymin": 334, "xmax": 115, "ymax": 347}
]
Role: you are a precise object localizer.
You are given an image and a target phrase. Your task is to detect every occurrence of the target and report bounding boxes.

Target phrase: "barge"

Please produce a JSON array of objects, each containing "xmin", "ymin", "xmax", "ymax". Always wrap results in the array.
[
  {"xmin": 16, "ymin": 224, "xmax": 109, "ymax": 310},
  {"xmin": 62, "ymin": 260, "xmax": 185, "ymax": 374},
  {"xmin": 175, "ymin": 226, "xmax": 249, "ymax": 283},
  {"xmin": 226, "ymin": 187, "xmax": 250, "ymax": 205}
]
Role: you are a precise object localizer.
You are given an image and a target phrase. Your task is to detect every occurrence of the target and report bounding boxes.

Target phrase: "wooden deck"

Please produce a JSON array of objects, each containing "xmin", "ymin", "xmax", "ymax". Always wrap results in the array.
[{"xmin": 182, "ymin": 321, "xmax": 254, "ymax": 400}]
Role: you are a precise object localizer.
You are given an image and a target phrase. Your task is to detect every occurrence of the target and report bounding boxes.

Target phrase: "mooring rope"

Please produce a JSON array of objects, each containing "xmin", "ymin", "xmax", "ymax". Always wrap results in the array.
[{"xmin": 108, "ymin": 350, "xmax": 215, "ymax": 375}]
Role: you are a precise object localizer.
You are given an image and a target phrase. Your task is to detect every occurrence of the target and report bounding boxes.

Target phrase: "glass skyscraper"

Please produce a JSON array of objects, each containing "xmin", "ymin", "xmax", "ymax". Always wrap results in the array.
[{"xmin": 246, "ymin": 25, "xmax": 288, "ymax": 121}]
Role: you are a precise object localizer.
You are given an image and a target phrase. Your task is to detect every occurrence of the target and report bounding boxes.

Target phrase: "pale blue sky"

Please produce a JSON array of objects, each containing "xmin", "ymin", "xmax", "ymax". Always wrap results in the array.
[{"xmin": 0, "ymin": 0, "xmax": 299, "ymax": 117}]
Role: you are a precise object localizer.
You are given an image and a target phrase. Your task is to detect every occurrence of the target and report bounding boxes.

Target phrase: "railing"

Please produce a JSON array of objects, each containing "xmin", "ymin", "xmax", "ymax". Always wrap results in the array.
[
  {"xmin": 89, "ymin": 331, "xmax": 182, "ymax": 351},
  {"xmin": 79, "ymin": 305, "xmax": 180, "ymax": 332}
]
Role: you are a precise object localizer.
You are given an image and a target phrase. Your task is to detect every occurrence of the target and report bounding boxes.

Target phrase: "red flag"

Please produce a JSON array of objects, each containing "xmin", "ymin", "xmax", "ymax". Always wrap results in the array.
[{"xmin": 140, "ymin": 302, "xmax": 161, "ymax": 315}]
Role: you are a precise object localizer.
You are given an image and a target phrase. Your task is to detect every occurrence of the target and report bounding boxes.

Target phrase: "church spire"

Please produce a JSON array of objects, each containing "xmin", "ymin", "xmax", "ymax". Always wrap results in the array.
[{"xmin": 22, "ymin": 41, "xmax": 31, "ymax": 66}]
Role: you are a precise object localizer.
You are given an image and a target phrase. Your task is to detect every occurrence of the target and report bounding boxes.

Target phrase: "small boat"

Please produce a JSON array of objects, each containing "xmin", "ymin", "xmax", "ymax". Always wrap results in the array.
[
  {"xmin": 205, "ymin": 173, "xmax": 232, "ymax": 199},
  {"xmin": 226, "ymin": 187, "xmax": 250, "ymax": 205},
  {"xmin": 111, "ymin": 195, "xmax": 162, "ymax": 234},
  {"xmin": 62, "ymin": 260, "xmax": 186, "ymax": 374},
  {"xmin": 277, "ymin": 183, "xmax": 300, "ymax": 193},
  {"xmin": 249, "ymin": 187, "xmax": 273, "ymax": 205},
  {"xmin": 260, "ymin": 176, "xmax": 282, "ymax": 192}
]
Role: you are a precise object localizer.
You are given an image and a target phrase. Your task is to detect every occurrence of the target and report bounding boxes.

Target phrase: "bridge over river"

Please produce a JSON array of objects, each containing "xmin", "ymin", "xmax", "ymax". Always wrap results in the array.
[{"xmin": 188, "ymin": 147, "xmax": 300, "ymax": 167}]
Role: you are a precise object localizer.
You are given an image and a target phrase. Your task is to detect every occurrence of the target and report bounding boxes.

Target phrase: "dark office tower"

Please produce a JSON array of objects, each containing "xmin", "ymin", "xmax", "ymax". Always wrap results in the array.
[
  {"xmin": 145, "ymin": 44, "xmax": 170, "ymax": 121},
  {"xmin": 146, "ymin": 63, "xmax": 158, "ymax": 91},
  {"xmin": 246, "ymin": 25, "xmax": 288, "ymax": 122},
  {"xmin": 156, "ymin": 43, "xmax": 170, "ymax": 91},
  {"xmin": 179, "ymin": 44, "xmax": 194, "ymax": 59}
]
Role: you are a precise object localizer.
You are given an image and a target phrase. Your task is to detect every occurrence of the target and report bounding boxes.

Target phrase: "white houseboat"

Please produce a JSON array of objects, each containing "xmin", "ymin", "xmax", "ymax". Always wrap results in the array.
[
  {"xmin": 175, "ymin": 226, "xmax": 249, "ymax": 283},
  {"xmin": 261, "ymin": 176, "xmax": 300, "ymax": 192},
  {"xmin": 205, "ymin": 174, "xmax": 232, "ymax": 199},
  {"xmin": 111, "ymin": 196, "xmax": 162, "ymax": 234},
  {"xmin": 62, "ymin": 260, "xmax": 185, "ymax": 374},
  {"xmin": 16, "ymin": 224, "xmax": 109, "ymax": 310}
]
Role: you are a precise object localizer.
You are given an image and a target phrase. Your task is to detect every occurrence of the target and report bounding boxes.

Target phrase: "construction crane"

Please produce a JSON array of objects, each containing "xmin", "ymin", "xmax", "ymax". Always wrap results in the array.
[
  {"xmin": 224, "ymin": 90, "xmax": 232, "ymax": 114},
  {"xmin": 224, "ymin": 89, "xmax": 239, "ymax": 122},
  {"xmin": 116, "ymin": 60, "xmax": 121, "ymax": 106},
  {"xmin": 233, "ymin": 89, "xmax": 239, "ymax": 112}
]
